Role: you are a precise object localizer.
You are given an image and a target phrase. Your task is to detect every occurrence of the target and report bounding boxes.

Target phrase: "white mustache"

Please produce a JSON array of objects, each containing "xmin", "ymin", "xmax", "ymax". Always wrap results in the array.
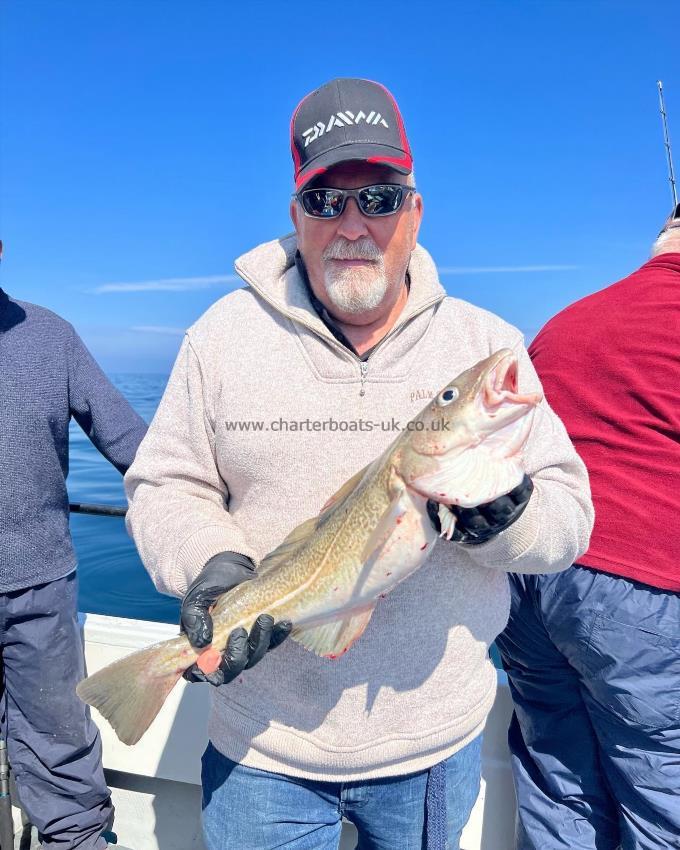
[{"xmin": 322, "ymin": 238, "xmax": 383, "ymax": 262}]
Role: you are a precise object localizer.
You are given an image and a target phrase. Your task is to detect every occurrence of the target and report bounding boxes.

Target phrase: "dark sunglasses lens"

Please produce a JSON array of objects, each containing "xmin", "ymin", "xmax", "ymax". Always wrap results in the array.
[
  {"xmin": 673, "ymin": 202, "xmax": 680, "ymax": 221},
  {"xmin": 358, "ymin": 185, "xmax": 405, "ymax": 215},
  {"xmin": 301, "ymin": 189, "xmax": 344, "ymax": 217}
]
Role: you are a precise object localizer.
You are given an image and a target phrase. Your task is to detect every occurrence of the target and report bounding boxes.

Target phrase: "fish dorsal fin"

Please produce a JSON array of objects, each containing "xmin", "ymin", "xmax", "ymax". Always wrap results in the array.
[
  {"xmin": 290, "ymin": 606, "xmax": 376, "ymax": 658},
  {"xmin": 256, "ymin": 462, "xmax": 372, "ymax": 577},
  {"xmin": 318, "ymin": 461, "xmax": 371, "ymax": 516},
  {"xmin": 257, "ymin": 516, "xmax": 319, "ymax": 576}
]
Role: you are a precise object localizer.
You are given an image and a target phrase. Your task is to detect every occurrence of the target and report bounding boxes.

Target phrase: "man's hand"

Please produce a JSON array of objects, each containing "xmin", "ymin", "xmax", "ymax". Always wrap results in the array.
[
  {"xmin": 180, "ymin": 551, "xmax": 292, "ymax": 686},
  {"xmin": 427, "ymin": 475, "xmax": 534, "ymax": 545}
]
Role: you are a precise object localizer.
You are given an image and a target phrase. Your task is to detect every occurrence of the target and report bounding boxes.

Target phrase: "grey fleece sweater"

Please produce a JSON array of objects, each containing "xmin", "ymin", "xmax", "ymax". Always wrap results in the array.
[{"xmin": 124, "ymin": 235, "xmax": 593, "ymax": 780}]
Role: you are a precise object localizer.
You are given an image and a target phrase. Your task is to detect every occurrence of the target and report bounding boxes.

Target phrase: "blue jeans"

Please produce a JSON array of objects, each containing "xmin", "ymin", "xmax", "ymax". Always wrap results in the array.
[
  {"xmin": 201, "ymin": 736, "xmax": 482, "ymax": 850},
  {"xmin": 496, "ymin": 565, "xmax": 680, "ymax": 850}
]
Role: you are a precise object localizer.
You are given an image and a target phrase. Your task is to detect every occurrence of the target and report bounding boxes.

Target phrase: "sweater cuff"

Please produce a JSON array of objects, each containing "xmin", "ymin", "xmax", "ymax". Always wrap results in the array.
[
  {"xmin": 171, "ymin": 525, "xmax": 258, "ymax": 596},
  {"xmin": 457, "ymin": 485, "xmax": 541, "ymax": 569}
]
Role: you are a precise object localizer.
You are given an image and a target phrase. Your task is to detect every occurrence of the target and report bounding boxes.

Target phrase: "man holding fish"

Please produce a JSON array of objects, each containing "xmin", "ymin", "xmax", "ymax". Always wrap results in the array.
[{"xmin": 119, "ymin": 78, "xmax": 594, "ymax": 849}]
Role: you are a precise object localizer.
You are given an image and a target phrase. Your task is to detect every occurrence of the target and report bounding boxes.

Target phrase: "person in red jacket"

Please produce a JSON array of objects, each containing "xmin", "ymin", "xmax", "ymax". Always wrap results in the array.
[{"xmin": 495, "ymin": 205, "xmax": 680, "ymax": 850}]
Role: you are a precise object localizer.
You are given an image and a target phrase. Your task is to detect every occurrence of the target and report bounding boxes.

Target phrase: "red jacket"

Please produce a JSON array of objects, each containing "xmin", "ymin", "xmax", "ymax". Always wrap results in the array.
[{"xmin": 529, "ymin": 253, "xmax": 680, "ymax": 591}]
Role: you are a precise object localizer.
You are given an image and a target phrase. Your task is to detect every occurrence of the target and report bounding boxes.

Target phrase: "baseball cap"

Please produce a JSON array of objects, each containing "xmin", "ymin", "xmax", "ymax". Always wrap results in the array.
[
  {"xmin": 291, "ymin": 78, "xmax": 413, "ymax": 190},
  {"xmin": 658, "ymin": 202, "xmax": 680, "ymax": 235}
]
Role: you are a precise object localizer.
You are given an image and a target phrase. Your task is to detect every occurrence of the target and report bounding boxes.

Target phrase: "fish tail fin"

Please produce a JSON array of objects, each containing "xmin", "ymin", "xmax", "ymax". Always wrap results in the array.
[{"xmin": 76, "ymin": 641, "xmax": 184, "ymax": 746}]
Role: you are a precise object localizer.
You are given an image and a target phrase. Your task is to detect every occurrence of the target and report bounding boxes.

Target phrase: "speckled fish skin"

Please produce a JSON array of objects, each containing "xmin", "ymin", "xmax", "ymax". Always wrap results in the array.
[
  {"xmin": 204, "ymin": 347, "xmax": 542, "ymax": 655},
  {"xmin": 76, "ymin": 348, "xmax": 542, "ymax": 744}
]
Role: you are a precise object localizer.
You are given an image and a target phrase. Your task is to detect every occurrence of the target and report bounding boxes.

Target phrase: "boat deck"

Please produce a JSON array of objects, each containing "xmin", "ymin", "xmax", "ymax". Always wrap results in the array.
[{"xmin": 10, "ymin": 613, "xmax": 517, "ymax": 850}]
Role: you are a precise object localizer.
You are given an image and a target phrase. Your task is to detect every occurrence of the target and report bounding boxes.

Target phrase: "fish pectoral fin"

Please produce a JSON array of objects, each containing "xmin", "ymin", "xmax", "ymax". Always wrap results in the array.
[
  {"xmin": 359, "ymin": 478, "xmax": 407, "ymax": 565},
  {"xmin": 290, "ymin": 607, "xmax": 376, "ymax": 658}
]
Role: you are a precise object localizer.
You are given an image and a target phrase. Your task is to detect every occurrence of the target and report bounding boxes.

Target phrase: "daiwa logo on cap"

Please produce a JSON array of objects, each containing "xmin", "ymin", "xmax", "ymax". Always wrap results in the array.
[
  {"xmin": 302, "ymin": 110, "xmax": 390, "ymax": 147},
  {"xmin": 291, "ymin": 78, "xmax": 413, "ymax": 190}
]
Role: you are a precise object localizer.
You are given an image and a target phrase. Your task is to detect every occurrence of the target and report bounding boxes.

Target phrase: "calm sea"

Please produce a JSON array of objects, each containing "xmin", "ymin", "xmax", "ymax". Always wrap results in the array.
[{"xmin": 69, "ymin": 373, "xmax": 179, "ymax": 623}]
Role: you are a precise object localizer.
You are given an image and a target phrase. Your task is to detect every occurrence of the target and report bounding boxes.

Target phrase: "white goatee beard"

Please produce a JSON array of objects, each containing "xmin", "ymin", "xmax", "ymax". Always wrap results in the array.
[
  {"xmin": 322, "ymin": 237, "xmax": 388, "ymax": 314},
  {"xmin": 324, "ymin": 265, "xmax": 389, "ymax": 314}
]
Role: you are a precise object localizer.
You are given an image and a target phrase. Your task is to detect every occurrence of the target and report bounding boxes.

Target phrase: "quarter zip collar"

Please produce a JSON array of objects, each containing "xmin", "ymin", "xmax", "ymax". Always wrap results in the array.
[
  {"xmin": 233, "ymin": 233, "xmax": 446, "ymax": 358},
  {"xmin": 293, "ymin": 250, "xmax": 399, "ymax": 362}
]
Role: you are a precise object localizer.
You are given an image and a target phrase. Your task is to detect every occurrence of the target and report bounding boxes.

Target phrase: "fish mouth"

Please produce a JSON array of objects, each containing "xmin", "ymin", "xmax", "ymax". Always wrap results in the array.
[
  {"xmin": 482, "ymin": 403, "xmax": 537, "ymax": 459},
  {"xmin": 483, "ymin": 353, "xmax": 542, "ymax": 411},
  {"xmin": 478, "ymin": 353, "xmax": 542, "ymax": 456}
]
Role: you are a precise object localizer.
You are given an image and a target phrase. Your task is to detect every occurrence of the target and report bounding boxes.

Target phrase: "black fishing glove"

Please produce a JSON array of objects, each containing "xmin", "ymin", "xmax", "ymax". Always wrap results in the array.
[
  {"xmin": 427, "ymin": 474, "xmax": 534, "ymax": 545},
  {"xmin": 180, "ymin": 551, "xmax": 292, "ymax": 686}
]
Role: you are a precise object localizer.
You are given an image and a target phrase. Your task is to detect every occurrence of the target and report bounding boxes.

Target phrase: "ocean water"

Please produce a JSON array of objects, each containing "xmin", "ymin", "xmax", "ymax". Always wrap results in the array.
[{"xmin": 69, "ymin": 373, "xmax": 179, "ymax": 623}]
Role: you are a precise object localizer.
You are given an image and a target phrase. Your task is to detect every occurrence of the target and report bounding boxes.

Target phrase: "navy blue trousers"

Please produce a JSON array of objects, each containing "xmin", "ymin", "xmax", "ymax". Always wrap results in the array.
[
  {"xmin": 1, "ymin": 571, "xmax": 111, "ymax": 849},
  {"xmin": 496, "ymin": 565, "xmax": 680, "ymax": 850}
]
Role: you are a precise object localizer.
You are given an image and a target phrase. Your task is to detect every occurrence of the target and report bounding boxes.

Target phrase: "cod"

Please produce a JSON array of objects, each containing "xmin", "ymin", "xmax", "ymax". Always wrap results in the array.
[{"xmin": 77, "ymin": 349, "xmax": 542, "ymax": 745}]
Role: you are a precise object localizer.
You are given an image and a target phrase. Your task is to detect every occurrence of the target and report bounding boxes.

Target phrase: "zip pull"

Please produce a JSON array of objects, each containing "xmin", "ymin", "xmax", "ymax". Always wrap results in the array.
[{"xmin": 359, "ymin": 361, "xmax": 368, "ymax": 396}]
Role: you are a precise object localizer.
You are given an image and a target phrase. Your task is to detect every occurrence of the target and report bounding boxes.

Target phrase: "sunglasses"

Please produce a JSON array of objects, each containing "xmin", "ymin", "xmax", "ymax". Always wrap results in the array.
[{"xmin": 295, "ymin": 183, "xmax": 416, "ymax": 219}]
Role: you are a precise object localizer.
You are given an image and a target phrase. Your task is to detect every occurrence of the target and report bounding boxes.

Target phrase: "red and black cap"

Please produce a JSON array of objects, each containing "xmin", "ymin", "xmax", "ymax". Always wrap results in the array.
[{"xmin": 291, "ymin": 78, "xmax": 413, "ymax": 191}]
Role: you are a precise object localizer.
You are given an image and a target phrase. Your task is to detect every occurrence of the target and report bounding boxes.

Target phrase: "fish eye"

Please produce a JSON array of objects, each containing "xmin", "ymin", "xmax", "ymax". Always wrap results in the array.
[{"xmin": 437, "ymin": 387, "xmax": 458, "ymax": 406}]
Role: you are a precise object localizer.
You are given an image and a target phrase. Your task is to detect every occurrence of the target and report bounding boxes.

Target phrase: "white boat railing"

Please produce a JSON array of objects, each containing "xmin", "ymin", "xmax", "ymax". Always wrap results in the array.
[{"xmin": 74, "ymin": 612, "xmax": 517, "ymax": 850}]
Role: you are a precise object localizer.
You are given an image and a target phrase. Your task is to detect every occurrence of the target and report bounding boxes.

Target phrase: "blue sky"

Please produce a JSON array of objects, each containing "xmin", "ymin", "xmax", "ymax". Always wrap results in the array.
[{"xmin": 1, "ymin": 0, "xmax": 678, "ymax": 373}]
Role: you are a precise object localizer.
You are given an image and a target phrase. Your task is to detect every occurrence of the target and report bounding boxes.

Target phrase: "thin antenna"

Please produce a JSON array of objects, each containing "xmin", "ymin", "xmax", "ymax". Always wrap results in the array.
[{"xmin": 657, "ymin": 80, "xmax": 678, "ymax": 208}]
